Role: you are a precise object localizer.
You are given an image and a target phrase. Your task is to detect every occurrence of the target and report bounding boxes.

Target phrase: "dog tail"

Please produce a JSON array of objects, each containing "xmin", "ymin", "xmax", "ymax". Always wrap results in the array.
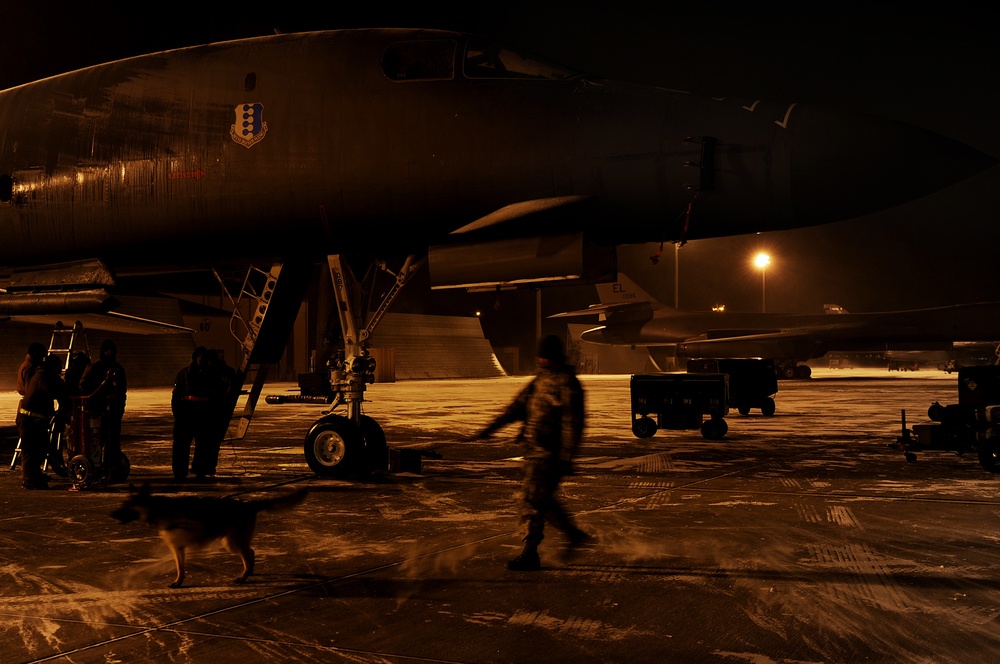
[{"xmin": 253, "ymin": 488, "xmax": 308, "ymax": 513}]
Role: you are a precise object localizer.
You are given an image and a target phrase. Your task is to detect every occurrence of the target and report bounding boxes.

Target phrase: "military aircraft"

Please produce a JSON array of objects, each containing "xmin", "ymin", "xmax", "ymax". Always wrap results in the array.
[
  {"xmin": 0, "ymin": 28, "xmax": 994, "ymax": 476},
  {"xmin": 555, "ymin": 274, "xmax": 1000, "ymax": 379}
]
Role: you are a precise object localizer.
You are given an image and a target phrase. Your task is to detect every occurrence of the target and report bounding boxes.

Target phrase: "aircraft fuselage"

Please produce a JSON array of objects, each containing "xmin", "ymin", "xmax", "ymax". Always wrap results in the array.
[{"xmin": 0, "ymin": 28, "xmax": 992, "ymax": 272}]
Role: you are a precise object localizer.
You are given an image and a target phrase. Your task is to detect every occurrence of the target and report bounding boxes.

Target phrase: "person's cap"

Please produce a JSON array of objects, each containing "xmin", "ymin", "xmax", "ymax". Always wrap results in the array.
[{"xmin": 537, "ymin": 335, "xmax": 565, "ymax": 364}]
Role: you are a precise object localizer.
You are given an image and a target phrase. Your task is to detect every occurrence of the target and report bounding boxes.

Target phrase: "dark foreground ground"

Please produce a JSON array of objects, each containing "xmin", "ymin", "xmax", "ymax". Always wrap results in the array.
[{"xmin": 1, "ymin": 368, "xmax": 998, "ymax": 663}]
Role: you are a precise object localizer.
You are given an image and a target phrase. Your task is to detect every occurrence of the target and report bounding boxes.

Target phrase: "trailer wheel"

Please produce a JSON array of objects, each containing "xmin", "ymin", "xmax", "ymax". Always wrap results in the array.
[
  {"xmin": 632, "ymin": 416, "xmax": 657, "ymax": 439},
  {"xmin": 761, "ymin": 398, "xmax": 776, "ymax": 417},
  {"xmin": 977, "ymin": 443, "xmax": 1000, "ymax": 473},
  {"xmin": 69, "ymin": 455, "xmax": 92, "ymax": 488},
  {"xmin": 928, "ymin": 402, "xmax": 945, "ymax": 422},
  {"xmin": 304, "ymin": 415, "xmax": 363, "ymax": 478},
  {"xmin": 701, "ymin": 418, "xmax": 728, "ymax": 440}
]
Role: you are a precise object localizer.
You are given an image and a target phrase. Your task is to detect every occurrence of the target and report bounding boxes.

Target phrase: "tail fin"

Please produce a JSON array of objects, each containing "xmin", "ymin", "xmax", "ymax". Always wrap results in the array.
[
  {"xmin": 595, "ymin": 274, "xmax": 658, "ymax": 305},
  {"xmin": 255, "ymin": 489, "xmax": 308, "ymax": 513}
]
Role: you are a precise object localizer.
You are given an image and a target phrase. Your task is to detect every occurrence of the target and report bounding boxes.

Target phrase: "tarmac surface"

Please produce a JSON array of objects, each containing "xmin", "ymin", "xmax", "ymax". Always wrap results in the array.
[{"xmin": 1, "ymin": 368, "xmax": 999, "ymax": 663}]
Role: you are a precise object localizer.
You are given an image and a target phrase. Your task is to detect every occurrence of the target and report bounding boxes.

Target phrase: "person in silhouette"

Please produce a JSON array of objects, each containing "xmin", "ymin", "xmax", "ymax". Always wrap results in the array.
[
  {"xmin": 79, "ymin": 339, "xmax": 128, "ymax": 472},
  {"xmin": 171, "ymin": 347, "xmax": 221, "ymax": 481},
  {"xmin": 18, "ymin": 355, "xmax": 68, "ymax": 489},
  {"xmin": 473, "ymin": 335, "xmax": 592, "ymax": 570}
]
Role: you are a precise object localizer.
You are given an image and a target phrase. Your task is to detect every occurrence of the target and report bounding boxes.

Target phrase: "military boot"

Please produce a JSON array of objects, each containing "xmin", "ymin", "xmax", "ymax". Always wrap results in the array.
[{"xmin": 507, "ymin": 542, "xmax": 541, "ymax": 571}]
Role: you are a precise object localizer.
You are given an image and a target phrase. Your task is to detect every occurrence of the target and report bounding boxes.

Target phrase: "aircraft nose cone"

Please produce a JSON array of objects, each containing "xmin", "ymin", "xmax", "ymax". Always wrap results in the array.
[{"xmin": 786, "ymin": 105, "xmax": 997, "ymax": 224}]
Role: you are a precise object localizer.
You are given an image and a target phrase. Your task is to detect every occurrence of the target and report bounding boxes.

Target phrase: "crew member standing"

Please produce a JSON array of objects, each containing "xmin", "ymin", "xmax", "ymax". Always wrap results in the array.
[
  {"xmin": 18, "ymin": 355, "xmax": 68, "ymax": 489},
  {"xmin": 171, "ymin": 347, "xmax": 218, "ymax": 481},
  {"xmin": 473, "ymin": 335, "xmax": 592, "ymax": 570},
  {"xmin": 79, "ymin": 339, "xmax": 127, "ymax": 473},
  {"xmin": 14, "ymin": 342, "xmax": 47, "ymax": 482},
  {"xmin": 16, "ymin": 342, "xmax": 47, "ymax": 397},
  {"xmin": 202, "ymin": 349, "xmax": 237, "ymax": 477}
]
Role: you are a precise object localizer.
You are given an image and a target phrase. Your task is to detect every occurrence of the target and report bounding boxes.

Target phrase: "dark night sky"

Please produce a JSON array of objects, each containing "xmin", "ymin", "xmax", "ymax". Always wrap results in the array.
[{"xmin": 3, "ymin": 3, "xmax": 997, "ymax": 324}]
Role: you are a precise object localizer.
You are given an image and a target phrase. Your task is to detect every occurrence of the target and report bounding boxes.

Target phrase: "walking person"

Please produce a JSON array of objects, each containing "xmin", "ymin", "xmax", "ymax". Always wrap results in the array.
[{"xmin": 473, "ymin": 335, "xmax": 592, "ymax": 570}]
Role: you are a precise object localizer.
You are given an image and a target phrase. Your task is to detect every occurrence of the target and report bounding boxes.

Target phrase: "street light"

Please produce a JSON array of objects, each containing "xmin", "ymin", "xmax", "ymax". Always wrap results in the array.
[{"xmin": 753, "ymin": 253, "xmax": 771, "ymax": 312}]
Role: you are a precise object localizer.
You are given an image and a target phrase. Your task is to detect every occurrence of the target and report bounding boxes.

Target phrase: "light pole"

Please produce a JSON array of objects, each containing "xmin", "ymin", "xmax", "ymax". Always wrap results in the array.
[
  {"xmin": 674, "ymin": 242, "xmax": 680, "ymax": 308},
  {"xmin": 753, "ymin": 253, "xmax": 770, "ymax": 312}
]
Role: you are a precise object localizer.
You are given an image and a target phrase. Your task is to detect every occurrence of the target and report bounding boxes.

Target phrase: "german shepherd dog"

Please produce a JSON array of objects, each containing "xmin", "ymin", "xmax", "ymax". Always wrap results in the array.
[{"xmin": 111, "ymin": 482, "xmax": 308, "ymax": 588}]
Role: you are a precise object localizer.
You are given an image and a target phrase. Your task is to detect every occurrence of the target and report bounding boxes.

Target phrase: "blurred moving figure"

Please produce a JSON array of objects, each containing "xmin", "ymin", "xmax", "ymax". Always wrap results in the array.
[{"xmin": 474, "ymin": 335, "xmax": 592, "ymax": 570}]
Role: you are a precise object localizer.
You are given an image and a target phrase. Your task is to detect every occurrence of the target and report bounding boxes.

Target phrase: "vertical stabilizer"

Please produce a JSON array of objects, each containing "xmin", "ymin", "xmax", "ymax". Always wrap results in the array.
[{"xmin": 595, "ymin": 274, "xmax": 660, "ymax": 307}]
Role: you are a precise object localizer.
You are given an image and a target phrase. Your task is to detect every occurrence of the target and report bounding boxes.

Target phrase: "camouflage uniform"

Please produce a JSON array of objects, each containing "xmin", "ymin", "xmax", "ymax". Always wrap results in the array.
[{"xmin": 479, "ymin": 336, "xmax": 589, "ymax": 568}]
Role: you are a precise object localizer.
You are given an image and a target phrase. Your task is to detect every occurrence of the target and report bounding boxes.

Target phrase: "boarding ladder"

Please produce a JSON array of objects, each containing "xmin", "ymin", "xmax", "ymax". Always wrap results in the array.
[
  {"xmin": 48, "ymin": 321, "xmax": 90, "ymax": 372},
  {"xmin": 216, "ymin": 262, "xmax": 313, "ymax": 440}
]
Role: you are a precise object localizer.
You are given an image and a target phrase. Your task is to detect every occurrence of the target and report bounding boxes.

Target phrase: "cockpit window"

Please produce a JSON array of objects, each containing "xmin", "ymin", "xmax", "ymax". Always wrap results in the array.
[
  {"xmin": 382, "ymin": 40, "xmax": 456, "ymax": 81},
  {"xmin": 464, "ymin": 37, "xmax": 580, "ymax": 80}
]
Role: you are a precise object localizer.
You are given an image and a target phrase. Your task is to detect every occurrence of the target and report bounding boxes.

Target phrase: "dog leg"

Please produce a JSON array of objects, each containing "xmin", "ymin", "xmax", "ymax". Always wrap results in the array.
[
  {"xmin": 168, "ymin": 546, "xmax": 186, "ymax": 588},
  {"xmin": 234, "ymin": 546, "xmax": 255, "ymax": 584},
  {"xmin": 223, "ymin": 533, "xmax": 256, "ymax": 584}
]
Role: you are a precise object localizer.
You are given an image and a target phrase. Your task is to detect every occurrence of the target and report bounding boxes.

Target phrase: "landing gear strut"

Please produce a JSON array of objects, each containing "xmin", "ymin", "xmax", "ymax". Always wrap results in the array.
[{"xmin": 302, "ymin": 255, "xmax": 422, "ymax": 478}]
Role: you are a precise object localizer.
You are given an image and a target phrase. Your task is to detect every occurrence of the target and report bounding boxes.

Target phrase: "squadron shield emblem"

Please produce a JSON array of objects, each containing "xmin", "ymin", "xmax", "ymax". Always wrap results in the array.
[{"xmin": 230, "ymin": 103, "xmax": 268, "ymax": 148}]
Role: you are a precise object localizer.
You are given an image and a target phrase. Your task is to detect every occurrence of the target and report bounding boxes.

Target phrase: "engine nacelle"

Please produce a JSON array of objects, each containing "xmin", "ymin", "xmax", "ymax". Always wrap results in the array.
[{"xmin": 428, "ymin": 233, "xmax": 615, "ymax": 290}]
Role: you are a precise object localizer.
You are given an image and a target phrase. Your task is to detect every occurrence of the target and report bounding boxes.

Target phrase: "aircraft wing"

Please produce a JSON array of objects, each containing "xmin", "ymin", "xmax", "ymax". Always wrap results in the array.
[
  {"xmin": 448, "ymin": 196, "xmax": 592, "ymax": 235},
  {"xmin": 676, "ymin": 329, "xmax": 826, "ymax": 360},
  {"xmin": 677, "ymin": 317, "xmax": 937, "ymax": 360},
  {"xmin": 9, "ymin": 312, "xmax": 192, "ymax": 335},
  {"xmin": 0, "ymin": 260, "xmax": 195, "ymax": 334},
  {"xmin": 550, "ymin": 301, "xmax": 654, "ymax": 323}
]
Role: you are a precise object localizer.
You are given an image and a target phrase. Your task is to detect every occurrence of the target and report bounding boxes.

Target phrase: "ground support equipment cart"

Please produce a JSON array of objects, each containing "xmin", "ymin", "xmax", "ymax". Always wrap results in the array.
[
  {"xmin": 64, "ymin": 395, "xmax": 130, "ymax": 490},
  {"xmin": 630, "ymin": 372, "xmax": 730, "ymax": 440},
  {"xmin": 896, "ymin": 365, "xmax": 1000, "ymax": 471},
  {"xmin": 686, "ymin": 358, "xmax": 778, "ymax": 416}
]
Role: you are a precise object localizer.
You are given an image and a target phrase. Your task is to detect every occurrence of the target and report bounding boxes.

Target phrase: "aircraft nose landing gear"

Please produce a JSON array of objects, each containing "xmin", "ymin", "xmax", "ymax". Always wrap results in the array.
[{"xmin": 300, "ymin": 254, "xmax": 420, "ymax": 478}]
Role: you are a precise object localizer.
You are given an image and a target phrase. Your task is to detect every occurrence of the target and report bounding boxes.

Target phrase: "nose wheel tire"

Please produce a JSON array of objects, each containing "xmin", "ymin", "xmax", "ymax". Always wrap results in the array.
[
  {"xmin": 305, "ymin": 416, "xmax": 360, "ymax": 478},
  {"xmin": 359, "ymin": 415, "xmax": 388, "ymax": 473},
  {"xmin": 304, "ymin": 415, "xmax": 391, "ymax": 478}
]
